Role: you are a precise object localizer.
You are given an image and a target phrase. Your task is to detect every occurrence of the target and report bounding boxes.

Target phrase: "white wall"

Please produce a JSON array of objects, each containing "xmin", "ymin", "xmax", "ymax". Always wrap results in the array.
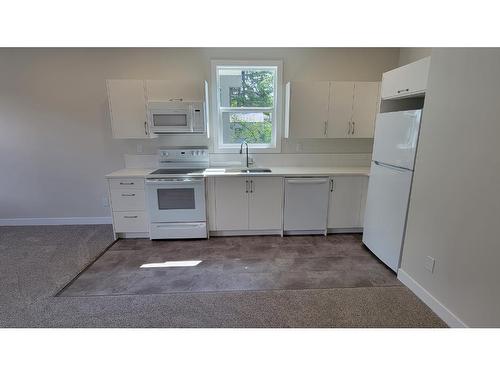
[
  {"xmin": 0, "ymin": 48, "xmax": 399, "ymax": 220},
  {"xmin": 398, "ymin": 48, "xmax": 432, "ymax": 66},
  {"xmin": 400, "ymin": 48, "xmax": 500, "ymax": 327}
]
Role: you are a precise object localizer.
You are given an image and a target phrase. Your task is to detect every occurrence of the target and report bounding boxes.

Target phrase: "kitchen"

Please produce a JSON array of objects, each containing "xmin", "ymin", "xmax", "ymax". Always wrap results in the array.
[
  {"xmin": 60, "ymin": 55, "xmax": 423, "ymax": 296},
  {"xmin": 2, "ymin": 1, "xmax": 500, "ymax": 373},
  {"xmin": 2, "ymin": 47, "xmax": 500, "ymax": 331}
]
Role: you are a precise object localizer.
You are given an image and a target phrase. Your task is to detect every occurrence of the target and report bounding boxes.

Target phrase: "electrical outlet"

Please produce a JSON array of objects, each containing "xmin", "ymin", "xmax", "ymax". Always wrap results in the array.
[
  {"xmin": 102, "ymin": 195, "xmax": 109, "ymax": 208},
  {"xmin": 425, "ymin": 256, "xmax": 435, "ymax": 273}
]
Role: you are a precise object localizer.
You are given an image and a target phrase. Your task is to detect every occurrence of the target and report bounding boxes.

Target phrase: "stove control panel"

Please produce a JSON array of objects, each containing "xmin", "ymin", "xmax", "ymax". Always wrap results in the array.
[{"xmin": 158, "ymin": 147, "xmax": 209, "ymax": 165}]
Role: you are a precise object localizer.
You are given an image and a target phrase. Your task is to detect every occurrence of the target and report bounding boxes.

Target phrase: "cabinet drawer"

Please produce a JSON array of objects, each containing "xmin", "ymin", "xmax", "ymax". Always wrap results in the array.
[
  {"xmin": 110, "ymin": 189, "xmax": 145, "ymax": 211},
  {"xmin": 109, "ymin": 178, "xmax": 145, "ymax": 189},
  {"xmin": 113, "ymin": 211, "xmax": 148, "ymax": 233}
]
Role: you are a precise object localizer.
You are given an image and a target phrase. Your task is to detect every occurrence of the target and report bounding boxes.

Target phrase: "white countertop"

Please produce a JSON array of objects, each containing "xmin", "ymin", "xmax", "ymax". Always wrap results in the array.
[
  {"xmin": 204, "ymin": 166, "xmax": 370, "ymax": 176},
  {"xmin": 106, "ymin": 168, "xmax": 155, "ymax": 178},
  {"xmin": 106, "ymin": 166, "xmax": 370, "ymax": 178}
]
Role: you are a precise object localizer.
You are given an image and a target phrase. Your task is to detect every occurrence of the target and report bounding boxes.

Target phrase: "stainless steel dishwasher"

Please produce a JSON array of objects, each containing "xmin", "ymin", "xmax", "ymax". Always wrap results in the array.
[{"xmin": 283, "ymin": 177, "xmax": 330, "ymax": 234}]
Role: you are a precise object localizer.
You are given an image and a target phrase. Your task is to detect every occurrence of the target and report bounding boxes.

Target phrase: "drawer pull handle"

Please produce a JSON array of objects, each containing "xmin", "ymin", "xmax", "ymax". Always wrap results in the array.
[
  {"xmin": 123, "ymin": 215, "xmax": 138, "ymax": 219},
  {"xmin": 121, "ymin": 193, "xmax": 136, "ymax": 197},
  {"xmin": 119, "ymin": 182, "xmax": 134, "ymax": 185},
  {"xmin": 397, "ymin": 88, "xmax": 410, "ymax": 94}
]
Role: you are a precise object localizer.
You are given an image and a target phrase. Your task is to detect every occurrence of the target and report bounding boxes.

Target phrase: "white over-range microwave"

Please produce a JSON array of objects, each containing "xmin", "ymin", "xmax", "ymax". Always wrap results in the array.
[{"xmin": 148, "ymin": 100, "xmax": 206, "ymax": 134}]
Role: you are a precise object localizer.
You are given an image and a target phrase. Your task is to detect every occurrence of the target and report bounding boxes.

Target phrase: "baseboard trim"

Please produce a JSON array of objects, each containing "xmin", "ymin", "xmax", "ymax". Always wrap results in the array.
[
  {"xmin": 284, "ymin": 229, "xmax": 325, "ymax": 236},
  {"xmin": 327, "ymin": 227, "xmax": 363, "ymax": 234},
  {"xmin": 210, "ymin": 229, "xmax": 281, "ymax": 237},
  {"xmin": 116, "ymin": 232, "xmax": 149, "ymax": 239},
  {"xmin": 397, "ymin": 269, "xmax": 467, "ymax": 328},
  {"xmin": 0, "ymin": 216, "xmax": 112, "ymax": 226}
]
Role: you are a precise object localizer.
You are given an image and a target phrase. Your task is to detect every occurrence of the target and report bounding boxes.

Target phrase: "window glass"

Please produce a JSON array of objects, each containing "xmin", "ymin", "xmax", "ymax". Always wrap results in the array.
[{"xmin": 215, "ymin": 64, "xmax": 279, "ymax": 148}]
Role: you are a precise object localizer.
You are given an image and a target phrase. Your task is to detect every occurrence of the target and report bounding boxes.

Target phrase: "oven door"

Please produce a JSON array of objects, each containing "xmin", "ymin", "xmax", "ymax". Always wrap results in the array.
[
  {"xmin": 145, "ymin": 178, "xmax": 206, "ymax": 223},
  {"xmin": 149, "ymin": 106, "xmax": 193, "ymax": 134}
]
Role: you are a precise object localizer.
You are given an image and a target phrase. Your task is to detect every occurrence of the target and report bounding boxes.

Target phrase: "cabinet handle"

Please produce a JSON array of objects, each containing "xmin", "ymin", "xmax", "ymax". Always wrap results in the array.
[
  {"xmin": 245, "ymin": 180, "xmax": 249, "ymax": 193},
  {"xmin": 250, "ymin": 180, "xmax": 254, "ymax": 193},
  {"xmin": 144, "ymin": 121, "xmax": 148, "ymax": 135},
  {"xmin": 397, "ymin": 88, "xmax": 410, "ymax": 94},
  {"xmin": 119, "ymin": 182, "xmax": 134, "ymax": 185},
  {"xmin": 330, "ymin": 179, "xmax": 334, "ymax": 192},
  {"xmin": 352, "ymin": 121, "xmax": 355, "ymax": 134},
  {"xmin": 324, "ymin": 121, "xmax": 328, "ymax": 136},
  {"xmin": 121, "ymin": 193, "xmax": 136, "ymax": 197},
  {"xmin": 123, "ymin": 215, "xmax": 138, "ymax": 219},
  {"xmin": 168, "ymin": 98, "xmax": 183, "ymax": 102},
  {"xmin": 348, "ymin": 121, "xmax": 352, "ymax": 135}
]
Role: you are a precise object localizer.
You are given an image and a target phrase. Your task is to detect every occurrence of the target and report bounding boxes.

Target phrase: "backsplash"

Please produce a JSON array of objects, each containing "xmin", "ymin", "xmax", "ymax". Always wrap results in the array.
[
  {"xmin": 123, "ymin": 152, "xmax": 372, "ymax": 169},
  {"xmin": 122, "ymin": 135, "xmax": 374, "ymax": 156}
]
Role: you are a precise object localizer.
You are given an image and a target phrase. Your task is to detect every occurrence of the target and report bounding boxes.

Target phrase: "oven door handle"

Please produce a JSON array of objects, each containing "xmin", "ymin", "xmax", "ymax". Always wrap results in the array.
[{"xmin": 146, "ymin": 178, "xmax": 204, "ymax": 184}]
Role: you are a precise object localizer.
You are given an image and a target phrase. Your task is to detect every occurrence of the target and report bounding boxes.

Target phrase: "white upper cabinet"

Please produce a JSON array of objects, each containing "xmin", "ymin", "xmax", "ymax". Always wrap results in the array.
[
  {"xmin": 327, "ymin": 82, "xmax": 354, "ymax": 138},
  {"xmin": 285, "ymin": 81, "xmax": 330, "ymax": 138},
  {"xmin": 107, "ymin": 79, "xmax": 208, "ymax": 139},
  {"xmin": 350, "ymin": 82, "xmax": 381, "ymax": 138},
  {"xmin": 106, "ymin": 80, "xmax": 150, "ymax": 139},
  {"xmin": 286, "ymin": 81, "xmax": 380, "ymax": 139},
  {"xmin": 145, "ymin": 80, "xmax": 205, "ymax": 102},
  {"xmin": 381, "ymin": 56, "xmax": 431, "ymax": 100}
]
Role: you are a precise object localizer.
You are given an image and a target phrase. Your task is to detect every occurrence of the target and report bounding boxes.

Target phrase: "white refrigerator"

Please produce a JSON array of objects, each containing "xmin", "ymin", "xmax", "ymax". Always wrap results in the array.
[{"xmin": 362, "ymin": 110, "xmax": 422, "ymax": 272}]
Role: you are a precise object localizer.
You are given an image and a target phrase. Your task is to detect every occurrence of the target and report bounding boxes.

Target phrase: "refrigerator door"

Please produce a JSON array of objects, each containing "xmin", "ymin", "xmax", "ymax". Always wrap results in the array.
[
  {"xmin": 362, "ymin": 162, "xmax": 413, "ymax": 272},
  {"xmin": 372, "ymin": 110, "xmax": 422, "ymax": 170}
]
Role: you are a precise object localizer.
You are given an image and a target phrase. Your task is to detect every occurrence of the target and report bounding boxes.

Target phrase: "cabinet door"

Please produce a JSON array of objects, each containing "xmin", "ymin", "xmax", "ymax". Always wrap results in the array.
[
  {"xmin": 351, "ymin": 82, "xmax": 380, "ymax": 138},
  {"xmin": 248, "ymin": 177, "xmax": 283, "ymax": 230},
  {"xmin": 287, "ymin": 81, "xmax": 330, "ymax": 138},
  {"xmin": 106, "ymin": 80, "xmax": 149, "ymax": 139},
  {"xmin": 380, "ymin": 56, "xmax": 431, "ymax": 99},
  {"xmin": 214, "ymin": 177, "xmax": 248, "ymax": 231},
  {"xmin": 358, "ymin": 176, "xmax": 369, "ymax": 226},
  {"xmin": 327, "ymin": 82, "xmax": 355, "ymax": 138},
  {"xmin": 145, "ymin": 80, "xmax": 204, "ymax": 101},
  {"xmin": 327, "ymin": 176, "xmax": 365, "ymax": 229}
]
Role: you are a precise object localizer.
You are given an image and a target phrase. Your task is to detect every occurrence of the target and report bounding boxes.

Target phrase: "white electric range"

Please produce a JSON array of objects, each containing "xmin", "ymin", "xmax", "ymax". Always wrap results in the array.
[{"xmin": 145, "ymin": 147, "xmax": 209, "ymax": 240}]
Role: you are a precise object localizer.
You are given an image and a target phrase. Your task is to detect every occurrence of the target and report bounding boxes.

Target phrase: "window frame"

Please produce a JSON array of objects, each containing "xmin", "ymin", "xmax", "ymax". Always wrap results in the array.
[{"xmin": 210, "ymin": 60, "xmax": 283, "ymax": 153}]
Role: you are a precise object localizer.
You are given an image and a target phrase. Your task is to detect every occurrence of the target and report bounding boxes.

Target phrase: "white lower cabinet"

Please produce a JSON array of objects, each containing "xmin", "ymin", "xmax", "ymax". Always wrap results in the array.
[
  {"xmin": 110, "ymin": 189, "xmax": 146, "ymax": 211},
  {"xmin": 327, "ymin": 176, "xmax": 369, "ymax": 230},
  {"xmin": 107, "ymin": 177, "xmax": 148, "ymax": 236},
  {"xmin": 248, "ymin": 177, "xmax": 283, "ymax": 230},
  {"xmin": 113, "ymin": 211, "xmax": 148, "ymax": 233},
  {"xmin": 213, "ymin": 176, "xmax": 283, "ymax": 232},
  {"xmin": 214, "ymin": 177, "xmax": 249, "ymax": 231}
]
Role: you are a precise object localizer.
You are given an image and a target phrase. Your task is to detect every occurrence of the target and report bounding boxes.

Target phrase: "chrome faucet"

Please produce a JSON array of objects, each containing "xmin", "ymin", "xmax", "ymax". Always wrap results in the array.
[{"xmin": 239, "ymin": 141, "xmax": 249, "ymax": 168}]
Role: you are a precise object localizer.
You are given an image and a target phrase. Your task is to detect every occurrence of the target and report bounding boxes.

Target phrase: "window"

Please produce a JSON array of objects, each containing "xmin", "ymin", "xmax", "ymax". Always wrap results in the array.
[{"xmin": 212, "ymin": 61, "xmax": 282, "ymax": 152}]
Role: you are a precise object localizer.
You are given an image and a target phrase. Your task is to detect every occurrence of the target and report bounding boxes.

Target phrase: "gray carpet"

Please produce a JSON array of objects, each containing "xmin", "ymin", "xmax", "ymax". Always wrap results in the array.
[{"xmin": 0, "ymin": 225, "xmax": 446, "ymax": 327}]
